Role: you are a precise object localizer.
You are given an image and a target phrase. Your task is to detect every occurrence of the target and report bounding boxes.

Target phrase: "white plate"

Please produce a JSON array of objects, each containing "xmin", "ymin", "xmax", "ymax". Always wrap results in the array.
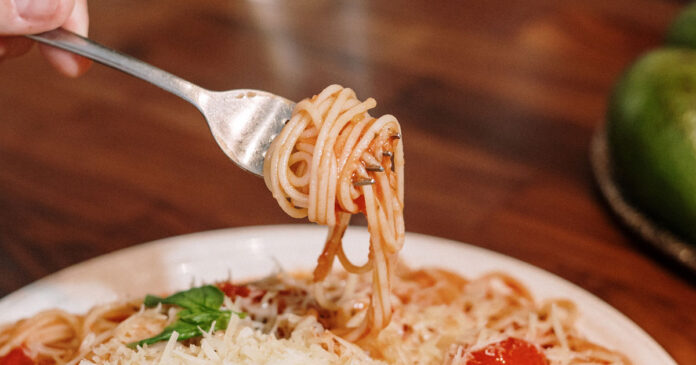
[{"xmin": 0, "ymin": 225, "xmax": 675, "ymax": 364}]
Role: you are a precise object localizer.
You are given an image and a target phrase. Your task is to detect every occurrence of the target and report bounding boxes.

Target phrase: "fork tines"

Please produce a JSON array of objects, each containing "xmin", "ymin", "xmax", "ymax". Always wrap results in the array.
[{"xmin": 353, "ymin": 178, "xmax": 376, "ymax": 186}]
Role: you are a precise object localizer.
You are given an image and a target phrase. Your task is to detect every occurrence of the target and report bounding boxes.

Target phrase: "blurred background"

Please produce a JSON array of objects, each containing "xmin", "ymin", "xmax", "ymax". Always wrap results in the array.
[{"xmin": 0, "ymin": 0, "xmax": 694, "ymax": 362}]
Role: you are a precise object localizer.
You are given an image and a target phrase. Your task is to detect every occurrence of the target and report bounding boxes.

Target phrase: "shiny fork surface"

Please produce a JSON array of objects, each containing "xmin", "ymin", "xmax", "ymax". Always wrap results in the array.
[{"xmin": 27, "ymin": 28, "xmax": 295, "ymax": 176}]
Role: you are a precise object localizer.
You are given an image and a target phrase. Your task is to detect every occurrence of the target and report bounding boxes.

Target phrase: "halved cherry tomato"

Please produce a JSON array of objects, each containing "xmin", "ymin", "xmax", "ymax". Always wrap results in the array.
[{"xmin": 467, "ymin": 338, "xmax": 548, "ymax": 365}]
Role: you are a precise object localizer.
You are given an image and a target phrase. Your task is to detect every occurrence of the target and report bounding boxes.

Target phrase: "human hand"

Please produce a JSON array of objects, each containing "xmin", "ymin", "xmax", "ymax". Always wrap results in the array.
[{"xmin": 0, "ymin": 0, "xmax": 91, "ymax": 77}]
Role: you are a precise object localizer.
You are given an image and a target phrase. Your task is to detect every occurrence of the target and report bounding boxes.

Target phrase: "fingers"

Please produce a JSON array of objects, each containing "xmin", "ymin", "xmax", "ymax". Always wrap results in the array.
[
  {"xmin": 0, "ymin": 0, "xmax": 76, "ymax": 35},
  {"xmin": 0, "ymin": 36, "xmax": 33, "ymax": 59},
  {"xmin": 38, "ymin": 0, "xmax": 91, "ymax": 77},
  {"xmin": 0, "ymin": 0, "xmax": 91, "ymax": 77}
]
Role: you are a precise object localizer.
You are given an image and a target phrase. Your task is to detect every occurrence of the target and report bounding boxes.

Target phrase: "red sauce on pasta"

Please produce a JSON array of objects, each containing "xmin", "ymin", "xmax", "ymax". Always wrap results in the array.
[
  {"xmin": 467, "ymin": 338, "xmax": 548, "ymax": 365},
  {"xmin": 0, "ymin": 348, "xmax": 34, "ymax": 365},
  {"xmin": 217, "ymin": 282, "xmax": 251, "ymax": 298}
]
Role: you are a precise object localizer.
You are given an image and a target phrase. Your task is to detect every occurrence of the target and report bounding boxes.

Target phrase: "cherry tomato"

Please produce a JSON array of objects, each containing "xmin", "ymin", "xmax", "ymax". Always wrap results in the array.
[{"xmin": 467, "ymin": 338, "xmax": 547, "ymax": 365}]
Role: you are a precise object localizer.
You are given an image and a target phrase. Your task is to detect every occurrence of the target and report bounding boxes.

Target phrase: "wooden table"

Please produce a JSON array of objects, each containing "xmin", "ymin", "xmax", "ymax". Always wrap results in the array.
[{"xmin": 1, "ymin": 0, "xmax": 693, "ymax": 362}]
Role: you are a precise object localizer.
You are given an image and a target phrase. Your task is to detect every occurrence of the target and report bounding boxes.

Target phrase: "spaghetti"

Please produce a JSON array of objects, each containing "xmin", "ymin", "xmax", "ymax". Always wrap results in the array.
[
  {"xmin": 0, "ymin": 86, "xmax": 631, "ymax": 364},
  {"xmin": 263, "ymin": 84, "xmax": 405, "ymax": 340},
  {"xmin": 0, "ymin": 268, "xmax": 631, "ymax": 364}
]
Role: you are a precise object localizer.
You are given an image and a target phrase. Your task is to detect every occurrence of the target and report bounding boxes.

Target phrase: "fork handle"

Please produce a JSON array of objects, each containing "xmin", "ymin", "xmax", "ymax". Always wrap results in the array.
[{"xmin": 27, "ymin": 28, "xmax": 207, "ymax": 106}]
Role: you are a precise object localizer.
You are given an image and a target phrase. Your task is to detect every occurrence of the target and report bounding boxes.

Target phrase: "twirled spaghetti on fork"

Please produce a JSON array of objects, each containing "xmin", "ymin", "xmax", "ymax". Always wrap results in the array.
[{"xmin": 263, "ymin": 84, "xmax": 405, "ymax": 341}]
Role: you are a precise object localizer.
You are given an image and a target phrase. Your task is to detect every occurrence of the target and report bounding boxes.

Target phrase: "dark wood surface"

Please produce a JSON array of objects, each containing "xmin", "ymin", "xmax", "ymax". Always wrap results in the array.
[{"xmin": 1, "ymin": 0, "xmax": 694, "ymax": 362}]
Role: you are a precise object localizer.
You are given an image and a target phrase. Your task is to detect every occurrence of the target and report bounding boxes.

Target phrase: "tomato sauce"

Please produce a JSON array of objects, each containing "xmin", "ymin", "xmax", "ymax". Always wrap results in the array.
[
  {"xmin": 466, "ymin": 338, "xmax": 548, "ymax": 365},
  {"xmin": 0, "ymin": 348, "xmax": 34, "ymax": 365},
  {"xmin": 217, "ymin": 282, "xmax": 251, "ymax": 298}
]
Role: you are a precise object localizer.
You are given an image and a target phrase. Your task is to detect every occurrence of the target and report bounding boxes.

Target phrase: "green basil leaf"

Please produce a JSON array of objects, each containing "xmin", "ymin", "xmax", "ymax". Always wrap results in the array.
[
  {"xmin": 178, "ymin": 308, "xmax": 223, "ymax": 324},
  {"xmin": 143, "ymin": 294, "xmax": 165, "ymax": 307},
  {"xmin": 143, "ymin": 285, "xmax": 224, "ymax": 310},
  {"xmin": 214, "ymin": 311, "xmax": 232, "ymax": 331},
  {"xmin": 128, "ymin": 285, "xmax": 246, "ymax": 348},
  {"xmin": 129, "ymin": 321, "xmax": 202, "ymax": 348}
]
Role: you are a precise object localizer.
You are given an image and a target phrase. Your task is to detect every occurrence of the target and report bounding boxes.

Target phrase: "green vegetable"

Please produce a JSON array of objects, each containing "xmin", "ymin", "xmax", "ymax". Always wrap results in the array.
[
  {"xmin": 607, "ymin": 48, "xmax": 696, "ymax": 243},
  {"xmin": 143, "ymin": 285, "xmax": 225, "ymax": 310},
  {"xmin": 665, "ymin": 3, "xmax": 696, "ymax": 49},
  {"xmin": 129, "ymin": 285, "xmax": 246, "ymax": 348}
]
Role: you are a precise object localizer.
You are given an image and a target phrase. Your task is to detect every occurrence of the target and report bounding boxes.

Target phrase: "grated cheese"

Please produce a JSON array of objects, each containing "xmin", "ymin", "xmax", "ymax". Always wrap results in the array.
[
  {"xmin": 63, "ymin": 270, "xmax": 630, "ymax": 365},
  {"xmin": 80, "ymin": 312, "xmax": 382, "ymax": 365}
]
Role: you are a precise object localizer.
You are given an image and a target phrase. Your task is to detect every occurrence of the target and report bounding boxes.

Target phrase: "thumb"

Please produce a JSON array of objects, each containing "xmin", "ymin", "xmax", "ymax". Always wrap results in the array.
[{"xmin": 0, "ymin": 0, "xmax": 76, "ymax": 35}]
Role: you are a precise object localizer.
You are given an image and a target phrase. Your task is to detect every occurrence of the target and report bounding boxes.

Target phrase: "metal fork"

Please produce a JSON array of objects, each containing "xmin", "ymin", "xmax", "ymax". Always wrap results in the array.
[{"xmin": 27, "ymin": 28, "xmax": 295, "ymax": 176}]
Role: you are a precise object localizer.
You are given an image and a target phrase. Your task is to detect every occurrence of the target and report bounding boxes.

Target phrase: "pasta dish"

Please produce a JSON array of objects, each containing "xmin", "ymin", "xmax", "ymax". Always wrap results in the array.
[{"xmin": 0, "ymin": 86, "xmax": 629, "ymax": 364}]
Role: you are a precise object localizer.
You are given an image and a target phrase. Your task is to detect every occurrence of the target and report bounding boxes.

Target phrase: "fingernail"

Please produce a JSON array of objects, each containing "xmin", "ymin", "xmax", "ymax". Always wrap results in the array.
[{"xmin": 15, "ymin": 0, "xmax": 60, "ymax": 21}]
